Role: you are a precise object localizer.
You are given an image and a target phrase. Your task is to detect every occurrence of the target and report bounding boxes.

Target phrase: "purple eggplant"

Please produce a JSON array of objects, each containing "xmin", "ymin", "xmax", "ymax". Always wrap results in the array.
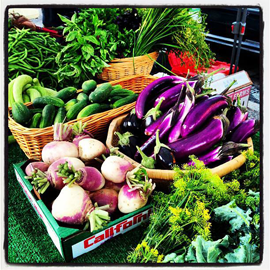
[
  {"xmin": 121, "ymin": 109, "xmax": 142, "ymax": 135},
  {"xmin": 154, "ymin": 129, "xmax": 176, "ymax": 169},
  {"xmin": 168, "ymin": 81, "xmax": 196, "ymax": 143},
  {"xmin": 187, "ymin": 141, "xmax": 250, "ymax": 166},
  {"xmin": 229, "ymin": 119, "xmax": 260, "ymax": 143},
  {"xmin": 114, "ymin": 131, "xmax": 139, "ymax": 159},
  {"xmin": 144, "ymin": 113, "xmax": 167, "ymax": 136},
  {"xmin": 181, "ymin": 95, "xmax": 229, "ymax": 138},
  {"xmin": 135, "ymin": 76, "xmax": 183, "ymax": 119},
  {"xmin": 143, "ymin": 97, "xmax": 165, "ymax": 128},
  {"xmin": 135, "ymin": 93, "xmax": 183, "ymax": 159},
  {"xmin": 227, "ymin": 95, "xmax": 248, "ymax": 133},
  {"xmin": 168, "ymin": 114, "xmax": 230, "ymax": 162},
  {"xmin": 153, "ymin": 81, "xmax": 195, "ymax": 111}
]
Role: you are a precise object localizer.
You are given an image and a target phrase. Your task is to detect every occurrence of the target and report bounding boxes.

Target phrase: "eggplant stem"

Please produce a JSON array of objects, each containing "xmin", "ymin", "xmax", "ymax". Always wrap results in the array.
[
  {"xmin": 144, "ymin": 97, "xmax": 165, "ymax": 121},
  {"xmin": 154, "ymin": 129, "xmax": 171, "ymax": 158}
]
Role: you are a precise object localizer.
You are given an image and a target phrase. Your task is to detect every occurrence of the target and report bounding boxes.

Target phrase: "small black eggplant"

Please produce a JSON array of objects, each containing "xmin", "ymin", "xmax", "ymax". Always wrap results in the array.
[
  {"xmin": 114, "ymin": 131, "xmax": 139, "ymax": 158},
  {"xmin": 121, "ymin": 109, "xmax": 141, "ymax": 135},
  {"xmin": 154, "ymin": 129, "xmax": 176, "ymax": 169}
]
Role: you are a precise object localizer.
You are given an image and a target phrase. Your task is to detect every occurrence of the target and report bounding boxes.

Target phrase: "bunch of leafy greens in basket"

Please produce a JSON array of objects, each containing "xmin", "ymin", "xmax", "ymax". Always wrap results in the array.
[
  {"xmin": 55, "ymin": 9, "xmax": 136, "ymax": 86},
  {"xmin": 127, "ymin": 150, "xmax": 260, "ymax": 263},
  {"xmin": 134, "ymin": 8, "xmax": 214, "ymax": 68}
]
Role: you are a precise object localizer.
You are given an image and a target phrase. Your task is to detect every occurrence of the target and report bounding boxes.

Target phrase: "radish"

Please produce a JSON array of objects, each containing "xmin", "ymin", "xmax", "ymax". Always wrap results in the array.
[
  {"xmin": 25, "ymin": 157, "xmax": 85, "ymax": 194},
  {"xmin": 104, "ymin": 180, "xmax": 126, "ymax": 193},
  {"xmin": 42, "ymin": 123, "xmax": 78, "ymax": 165},
  {"xmin": 51, "ymin": 184, "xmax": 110, "ymax": 232},
  {"xmin": 101, "ymin": 156, "xmax": 133, "ymax": 183},
  {"xmin": 118, "ymin": 166, "xmax": 155, "ymax": 214},
  {"xmin": 25, "ymin": 161, "xmax": 49, "ymax": 176},
  {"xmin": 78, "ymin": 138, "xmax": 107, "ymax": 162},
  {"xmin": 72, "ymin": 122, "xmax": 94, "ymax": 147},
  {"xmin": 59, "ymin": 165, "xmax": 105, "ymax": 192},
  {"xmin": 90, "ymin": 189, "xmax": 118, "ymax": 214}
]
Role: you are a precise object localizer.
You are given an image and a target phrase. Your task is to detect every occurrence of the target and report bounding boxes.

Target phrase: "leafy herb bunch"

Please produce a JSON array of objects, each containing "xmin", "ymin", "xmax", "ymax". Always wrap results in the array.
[{"xmin": 55, "ymin": 8, "xmax": 136, "ymax": 86}]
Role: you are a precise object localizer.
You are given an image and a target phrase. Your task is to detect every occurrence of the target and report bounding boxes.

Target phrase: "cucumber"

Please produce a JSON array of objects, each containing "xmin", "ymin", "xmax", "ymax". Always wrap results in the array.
[
  {"xmin": 82, "ymin": 79, "xmax": 97, "ymax": 94},
  {"xmin": 66, "ymin": 100, "xmax": 88, "ymax": 120},
  {"xmin": 112, "ymin": 94, "xmax": 138, "ymax": 108},
  {"xmin": 33, "ymin": 96, "xmax": 65, "ymax": 108},
  {"xmin": 39, "ymin": 105, "xmax": 56, "ymax": 128},
  {"xmin": 77, "ymin": 103, "xmax": 101, "ymax": 119},
  {"xmin": 89, "ymin": 83, "xmax": 112, "ymax": 103},
  {"xmin": 108, "ymin": 95, "xmax": 124, "ymax": 103},
  {"xmin": 33, "ymin": 86, "xmax": 57, "ymax": 97},
  {"xmin": 26, "ymin": 88, "xmax": 41, "ymax": 102},
  {"xmin": 109, "ymin": 88, "xmax": 134, "ymax": 97},
  {"xmin": 112, "ymin": 84, "xmax": 123, "ymax": 91},
  {"xmin": 12, "ymin": 102, "xmax": 32, "ymax": 125},
  {"xmin": 22, "ymin": 94, "xmax": 31, "ymax": 103},
  {"xmin": 54, "ymin": 107, "xmax": 66, "ymax": 124},
  {"xmin": 65, "ymin": 99, "xmax": 77, "ymax": 111},
  {"xmin": 13, "ymin": 74, "xmax": 33, "ymax": 103},
  {"xmin": 29, "ymin": 113, "xmax": 42, "ymax": 128},
  {"xmin": 77, "ymin": 92, "xmax": 89, "ymax": 102},
  {"xmin": 55, "ymin": 87, "xmax": 77, "ymax": 101},
  {"xmin": 30, "ymin": 108, "xmax": 43, "ymax": 114}
]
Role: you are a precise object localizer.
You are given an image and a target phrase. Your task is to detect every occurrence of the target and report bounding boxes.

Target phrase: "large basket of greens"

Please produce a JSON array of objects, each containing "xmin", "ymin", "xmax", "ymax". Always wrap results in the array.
[
  {"xmin": 106, "ymin": 74, "xmax": 259, "ymax": 183},
  {"xmin": 8, "ymin": 75, "xmax": 156, "ymax": 160}
]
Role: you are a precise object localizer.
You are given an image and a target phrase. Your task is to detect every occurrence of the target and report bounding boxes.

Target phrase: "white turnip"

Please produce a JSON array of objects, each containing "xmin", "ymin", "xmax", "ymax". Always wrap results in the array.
[
  {"xmin": 118, "ymin": 166, "xmax": 155, "ymax": 214},
  {"xmin": 42, "ymin": 123, "xmax": 78, "ymax": 165},
  {"xmin": 25, "ymin": 161, "xmax": 49, "ymax": 176},
  {"xmin": 78, "ymin": 138, "xmax": 107, "ymax": 162},
  {"xmin": 90, "ymin": 189, "xmax": 118, "ymax": 214},
  {"xmin": 101, "ymin": 156, "xmax": 133, "ymax": 183},
  {"xmin": 72, "ymin": 122, "xmax": 94, "ymax": 147},
  {"xmin": 51, "ymin": 185, "xmax": 110, "ymax": 232}
]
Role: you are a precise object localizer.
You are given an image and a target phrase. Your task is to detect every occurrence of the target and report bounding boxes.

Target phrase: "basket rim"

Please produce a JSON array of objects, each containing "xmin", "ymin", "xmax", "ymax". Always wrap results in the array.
[
  {"xmin": 106, "ymin": 113, "xmax": 254, "ymax": 180},
  {"xmin": 8, "ymin": 75, "xmax": 158, "ymax": 135},
  {"xmin": 110, "ymin": 51, "xmax": 159, "ymax": 63}
]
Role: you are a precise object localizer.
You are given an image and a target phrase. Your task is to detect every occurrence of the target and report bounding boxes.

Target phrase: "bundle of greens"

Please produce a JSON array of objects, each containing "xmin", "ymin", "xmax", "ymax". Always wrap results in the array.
[
  {"xmin": 55, "ymin": 9, "xmax": 136, "ymax": 86},
  {"xmin": 127, "ymin": 150, "xmax": 260, "ymax": 263}
]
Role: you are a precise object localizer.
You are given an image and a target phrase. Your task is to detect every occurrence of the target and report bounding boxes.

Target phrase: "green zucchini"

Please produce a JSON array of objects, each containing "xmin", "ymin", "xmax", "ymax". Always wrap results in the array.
[
  {"xmin": 29, "ymin": 113, "xmax": 42, "ymax": 128},
  {"xmin": 12, "ymin": 102, "xmax": 32, "ymax": 125},
  {"xmin": 77, "ymin": 92, "xmax": 89, "ymax": 102},
  {"xmin": 26, "ymin": 88, "xmax": 42, "ymax": 102},
  {"xmin": 112, "ymin": 94, "xmax": 138, "ymax": 108},
  {"xmin": 66, "ymin": 100, "xmax": 88, "ymax": 120},
  {"xmin": 13, "ymin": 74, "xmax": 33, "ymax": 103},
  {"xmin": 33, "ymin": 96, "xmax": 65, "ymax": 108},
  {"xmin": 89, "ymin": 83, "xmax": 112, "ymax": 103},
  {"xmin": 22, "ymin": 94, "xmax": 31, "ymax": 103},
  {"xmin": 8, "ymin": 79, "xmax": 16, "ymax": 107},
  {"xmin": 55, "ymin": 87, "xmax": 77, "ymax": 101},
  {"xmin": 33, "ymin": 86, "xmax": 57, "ymax": 97},
  {"xmin": 54, "ymin": 107, "xmax": 66, "ymax": 124},
  {"xmin": 82, "ymin": 79, "xmax": 97, "ymax": 94},
  {"xmin": 65, "ymin": 99, "xmax": 77, "ymax": 111},
  {"xmin": 39, "ymin": 105, "xmax": 56, "ymax": 128}
]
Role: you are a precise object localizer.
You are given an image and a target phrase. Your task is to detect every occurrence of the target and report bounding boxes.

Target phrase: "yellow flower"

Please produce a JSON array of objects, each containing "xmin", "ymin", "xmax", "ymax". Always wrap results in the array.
[
  {"xmin": 135, "ymin": 244, "xmax": 142, "ymax": 251},
  {"xmin": 141, "ymin": 240, "xmax": 148, "ymax": 248},
  {"xmin": 157, "ymin": 254, "xmax": 164, "ymax": 263},
  {"xmin": 151, "ymin": 248, "xmax": 159, "ymax": 257}
]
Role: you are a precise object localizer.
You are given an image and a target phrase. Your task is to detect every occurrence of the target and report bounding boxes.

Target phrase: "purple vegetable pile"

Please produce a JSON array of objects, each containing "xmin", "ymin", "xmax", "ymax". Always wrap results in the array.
[
  {"xmin": 25, "ymin": 122, "xmax": 155, "ymax": 232},
  {"xmin": 118, "ymin": 73, "xmax": 259, "ymax": 169}
]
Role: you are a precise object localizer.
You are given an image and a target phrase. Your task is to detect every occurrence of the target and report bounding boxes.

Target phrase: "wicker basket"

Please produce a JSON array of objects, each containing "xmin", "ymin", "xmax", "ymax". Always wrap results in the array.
[
  {"xmin": 8, "ymin": 75, "xmax": 157, "ymax": 160},
  {"xmin": 106, "ymin": 114, "xmax": 254, "ymax": 185},
  {"xmin": 97, "ymin": 52, "xmax": 159, "ymax": 82}
]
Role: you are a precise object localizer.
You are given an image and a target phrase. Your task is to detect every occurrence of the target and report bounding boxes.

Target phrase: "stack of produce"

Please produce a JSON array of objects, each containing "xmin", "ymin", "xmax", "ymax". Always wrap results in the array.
[
  {"xmin": 10, "ymin": 74, "xmax": 138, "ymax": 129},
  {"xmin": 24, "ymin": 123, "xmax": 154, "ymax": 232},
  {"xmin": 116, "ymin": 73, "xmax": 259, "ymax": 169}
]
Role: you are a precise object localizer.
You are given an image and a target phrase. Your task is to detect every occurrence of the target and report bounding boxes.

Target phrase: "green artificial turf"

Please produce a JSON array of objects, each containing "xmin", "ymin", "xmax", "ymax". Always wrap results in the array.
[{"xmin": 6, "ymin": 132, "xmax": 261, "ymax": 264}]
